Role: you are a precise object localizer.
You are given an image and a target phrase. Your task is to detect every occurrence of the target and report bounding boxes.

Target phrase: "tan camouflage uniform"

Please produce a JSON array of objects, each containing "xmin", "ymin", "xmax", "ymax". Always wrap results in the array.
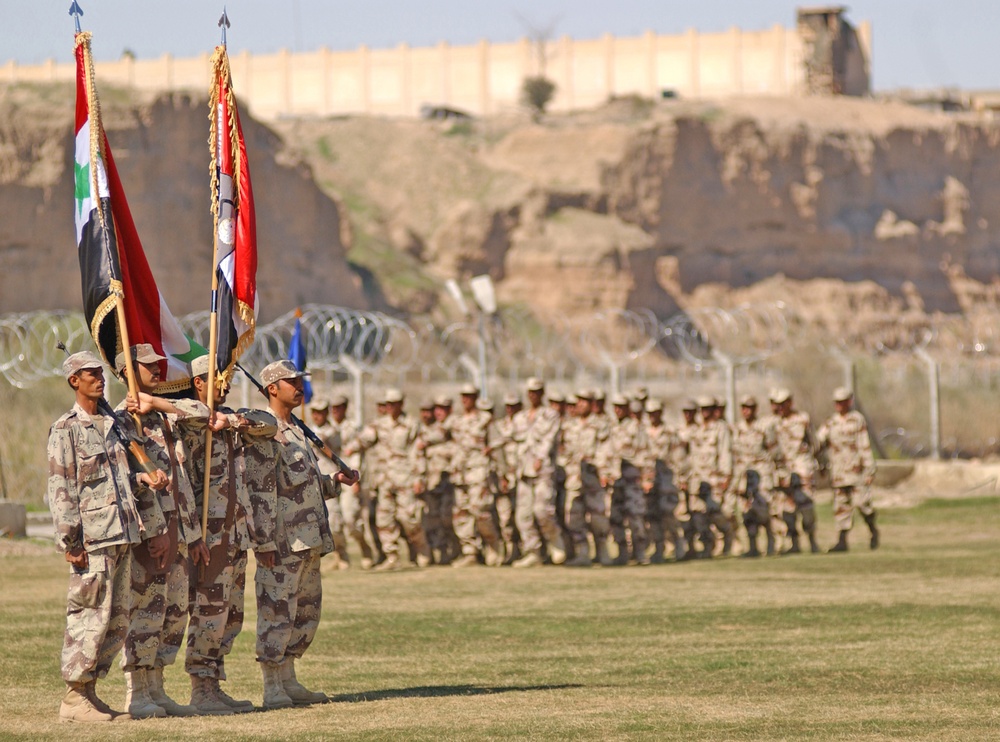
[
  {"xmin": 817, "ymin": 409, "xmax": 878, "ymax": 539},
  {"xmin": 492, "ymin": 411, "xmax": 519, "ymax": 560},
  {"xmin": 253, "ymin": 417, "xmax": 338, "ymax": 665},
  {"xmin": 451, "ymin": 408, "xmax": 503, "ymax": 561},
  {"xmin": 181, "ymin": 406, "xmax": 276, "ymax": 680},
  {"xmin": 731, "ymin": 414, "xmax": 783, "ymax": 554},
  {"xmin": 560, "ymin": 413, "xmax": 609, "ymax": 563},
  {"xmin": 511, "ymin": 402, "xmax": 563, "ymax": 559},
  {"xmin": 600, "ymin": 414, "xmax": 649, "ymax": 563},
  {"xmin": 775, "ymin": 408, "xmax": 819, "ymax": 552},
  {"xmin": 641, "ymin": 420, "xmax": 686, "ymax": 562},
  {"xmin": 48, "ymin": 403, "xmax": 165, "ymax": 684},
  {"xmin": 419, "ymin": 417, "xmax": 458, "ymax": 563},
  {"xmin": 118, "ymin": 400, "xmax": 206, "ymax": 675},
  {"xmin": 687, "ymin": 417, "xmax": 733, "ymax": 556},
  {"xmin": 354, "ymin": 413, "xmax": 431, "ymax": 565}
]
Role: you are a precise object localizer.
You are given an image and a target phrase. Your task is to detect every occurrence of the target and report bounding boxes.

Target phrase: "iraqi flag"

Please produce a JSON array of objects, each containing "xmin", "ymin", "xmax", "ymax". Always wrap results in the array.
[
  {"xmin": 209, "ymin": 44, "xmax": 257, "ymax": 389},
  {"xmin": 74, "ymin": 32, "xmax": 203, "ymax": 392}
]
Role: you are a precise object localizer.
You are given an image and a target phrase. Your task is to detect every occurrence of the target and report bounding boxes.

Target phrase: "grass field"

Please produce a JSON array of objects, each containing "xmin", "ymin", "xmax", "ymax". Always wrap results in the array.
[{"xmin": 1, "ymin": 497, "xmax": 998, "ymax": 741}]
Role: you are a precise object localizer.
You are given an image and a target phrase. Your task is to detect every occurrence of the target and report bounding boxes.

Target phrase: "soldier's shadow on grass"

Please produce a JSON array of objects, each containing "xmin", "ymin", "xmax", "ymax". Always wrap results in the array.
[{"xmin": 329, "ymin": 684, "xmax": 583, "ymax": 703}]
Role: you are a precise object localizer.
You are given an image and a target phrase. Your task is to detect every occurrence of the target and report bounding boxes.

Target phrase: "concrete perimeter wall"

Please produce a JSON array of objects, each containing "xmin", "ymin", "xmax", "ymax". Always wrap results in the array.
[{"xmin": 2, "ymin": 22, "xmax": 871, "ymax": 121}]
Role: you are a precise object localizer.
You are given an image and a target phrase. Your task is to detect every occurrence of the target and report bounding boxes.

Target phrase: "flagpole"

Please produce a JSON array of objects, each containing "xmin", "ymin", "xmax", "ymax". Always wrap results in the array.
[
  {"xmin": 201, "ymin": 9, "xmax": 231, "ymax": 543},
  {"xmin": 74, "ymin": 11, "xmax": 143, "ymax": 425}
]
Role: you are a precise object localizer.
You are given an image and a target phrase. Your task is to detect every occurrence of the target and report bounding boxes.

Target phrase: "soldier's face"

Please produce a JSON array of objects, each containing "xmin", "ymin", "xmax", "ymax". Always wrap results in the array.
[
  {"xmin": 614, "ymin": 405, "xmax": 628, "ymax": 421},
  {"xmin": 434, "ymin": 406, "xmax": 450, "ymax": 421},
  {"xmin": 331, "ymin": 404, "xmax": 347, "ymax": 423},
  {"xmin": 274, "ymin": 377, "xmax": 304, "ymax": 406},
  {"xmin": 649, "ymin": 411, "xmax": 662, "ymax": 425},
  {"xmin": 310, "ymin": 408, "xmax": 329, "ymax": 426},
  {"xmin": 461, "ymin": 394, "xmax": 477, "ymax": 412},
  {"xmin": 136, "ymin": 360, "xmax": 160, "ymax": 392},
  {"xmin": 527, "ymin": 389, "xmax": 543, "ymax": 407},
  {"xmin": 741, "ymin": 404, "xmax": 756, "ymax": 422},
  {"xmin": 192, "ymin": 374, "xmax": 227, "ymax": 405},
  {"xmin": 682, "ymin": 410, "xmax": 695, "ymax": 424},
  {"xmin": 70, "ymin": 368, "xmax": 105, "ymax": 400},
  {"xmin": 576, "ymin": 399, "xmax": 590, "ymax": 417},
  {"xmin": 420, "ymin": 409, "xmax": 434, "ymax": 424},
  {"xmin": 388, "ymin": 400, "xmax": 403, "ymax": 419},
  {"xmin": 835, "ymin": 399, "xmax": 852, "ymax": 414}
]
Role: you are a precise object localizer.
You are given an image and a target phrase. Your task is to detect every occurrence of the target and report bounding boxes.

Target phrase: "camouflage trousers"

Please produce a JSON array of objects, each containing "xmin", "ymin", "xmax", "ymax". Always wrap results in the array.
[
  {"xmin": 255, "ymin": 549, "xmax": 322, "ymax": 664},
  {"xmin": 338, "ymin": 484, "xmax": 376, "ymax": 559},
  {"xmin": 185, "ymin": 548, "xmax": 247, "ymax": 680},
  {"xmin": 833, "ymin": 485, "xmax": 875, "ymax": 531},
  {"xmin": 564, "ymin": 467, "xmax": 609, "ymax": 549},
  {"xmin": 454, "ymin": 481, "xmax": 501, "ymax": 556},
  {"xmin": 609, "ymin": 477, "xmax": 648, "ymax": 552},
  {"xmin": 515, "ymin": 474, "xmax": 561, "ymax": 554},
  {"xmin": 422, "ymin": 480, "xmax": 456, "ymax": 559},
  {"xmin": 376, "ymin": 486, "xmax": 430, "ymax": 561},
  {"xmin": 61, "ymin": 544, "xmax": 130, "ymax": 683},
  {"xmin": 494, "ymin": 488, "xmax": 517, "ymax": 552},
  {"xmin": 122, "ymin": 541, "xmax": 189, "ymax": 672},
  {"xmin": 326, "ymin": 495, "xmax": 351, "ymax": 563}
]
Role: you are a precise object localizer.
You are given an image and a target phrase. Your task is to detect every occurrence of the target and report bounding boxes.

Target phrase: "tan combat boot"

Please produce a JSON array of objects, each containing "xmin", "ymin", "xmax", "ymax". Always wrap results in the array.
[
  {"xmin": 512, "ymin": 551, "xmax": 542, "ymax": 568},
  {"xmin": 451, "ymin": 553, "xmax": 478, "ymax": 568},
  {"xmin": 280, "ymin": 659, "xmax": 327, "ymax": 705},
  {"xmin": 594, "ymin": 538, "xmax": 613, "ymax": 567},
  {"xmin": 124, "ymin": 669, "xmax": 166, "ymax": 719},
  {"xmin": 261, "ymin": 662, "xmax": 294, "ymax": 710},
  {"xmin": 85, "ymin": 680, "xmax": 130, "ymax": 721},
  {"xmin": 484, "ymin": 543, "xmax": 504, "ymax": 567},
  {"xmin": 59, "ymin": 682, "xmax": 112, "ymax": 723},
  {"xmin": 548, "ymin": 534, "xmax": 567, "ymax": 565},
  {"xmin": 211, "ymin": 678, "xmax": 255, "ymax": 713},
  {"xmin": 147, "ymin": 666, "xmax": 198, "ymax": 716},
  {"xmin": 188, "ymin": 675, "xmax": 235, "ymax": 716}
]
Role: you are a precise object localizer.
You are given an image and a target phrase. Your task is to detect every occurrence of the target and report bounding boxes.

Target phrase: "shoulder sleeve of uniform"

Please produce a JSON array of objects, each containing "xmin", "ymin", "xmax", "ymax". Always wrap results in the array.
[{"xmin": 47, "ymin": 422, "xmax": 82, "ymax": 553}]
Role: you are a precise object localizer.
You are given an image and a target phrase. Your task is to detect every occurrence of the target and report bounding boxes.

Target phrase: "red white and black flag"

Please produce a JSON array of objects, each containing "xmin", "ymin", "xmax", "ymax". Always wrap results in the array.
[
  {"xmin": 209, "ymin": 44, "xmax": 257, "ymax": 388},
  {"xmin": 74, "ymin": 31, "xmax": 201, "ymax": 391}
]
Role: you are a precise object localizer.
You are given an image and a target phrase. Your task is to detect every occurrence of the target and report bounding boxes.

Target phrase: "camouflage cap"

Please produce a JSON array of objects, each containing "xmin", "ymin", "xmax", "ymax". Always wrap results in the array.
[
  {"xmin": 330, "ymin": 393, "xmax": 349, "ymax": 407},
  {"xmin": 575, "ymin": 387, "xmax": 594, "ymax": 401},
  {"xmin": 260, "ymin": 360, "xmax": 309, "ymax": 387},
  {"xmin": 190, "ymin": 354, "xmax": 212, "ymax": 378},
  {"xmin": 740, "ymin": 394, "xmax": 757, "ymax": 407},
  {"xmin": 476, "ymin": 397, "xmax": 495, "ymax": 411},
  {"xmin": 565, "ymin": 394, "xmax": 578, "ymax": 406},
  {"xmin": 548, "ymin": 391, "xmax": 565, "ymax": 404},
  {"xmin": 632, "ymin": 386, "xmax": 649, "ymax": 401},
  {"xmin": 419, "ymin": 397, "xmax": 435, "ymax": 411},
  {"xmin": 630, "ymin": 400, "xmax": 643, "ymax": 414},
  {"xmin": 384, "ymin": 387, "xmax": 404, "ymax": 403},
  {"xmin": 610, "ymin": 394, "xmax": 629, "ymax": 407},
  {"xmin": 696, "ymin": 395, "xmax": 717, "ymax": 408},
  {"xmin": 503, "ymin": 393, "xmax": 521, "ymax": 406},
  {"xmin": 525, "ymin": 376, "xmax": 545, "ymax": 392},
  {"xmin": 114, "ymin": 343, "xmax": 166, "ymax": 373},
  {"xmin": 434, "ymin": 395, "xmax": 453, "ymax": 407},
  {"xmin": 645, "ymin": 399, "xmax": 663, "ymax": 413},
  {"xmin": 681, "ymin": 398, "xmax": 698, "ymax": 412},
  {"xmin": 593, "ymin": 388, "xmax": 606, "ymax": 402},
  {"xmin": 459, "ymin": 383, "xmax": 479, "ymax": 396},
  {"xmin": 832, "ymin": 386, "xmax": 853, "ymax": 402},
  {"xmin": 308, "ymin": 396, "xmax": 330, "ymax": 411},
  {"xmin": 62, "ymin": 351, "xmax": 104, "ymax": 379}
]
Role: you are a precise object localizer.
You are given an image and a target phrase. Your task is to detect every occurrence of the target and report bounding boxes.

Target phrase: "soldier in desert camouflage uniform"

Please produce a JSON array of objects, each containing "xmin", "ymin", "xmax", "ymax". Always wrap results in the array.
[
  {"xmin": 414, "ymin": 396, "xmax": 459, "ymax": 564},
  {"xmin": 493, "ymin": 394, "xmax": 523, "ymax": 563},
  {"xmin": 687, "ymin": 396, "xmax": 733, "ymax": 557},
  {"xmin": 510, "ymin": 378, "xmax": 566, "ymax": 567},
  {"xmin": 48, "ymin": 351, "xmax": 168, "ymax": 723},
  {"xmin": 351, "ymin": 388, "xmax": 432, "ymax": 571},
  {"xmin": 253, "ymin": 360, "xmax": 357, "ymax": 709},
  {"xmin": 560, "ymin": 390, "xmax": 611, "ymax": 567},
  {"xmin": 641, "ymin": 400, "xmax": 686, "ymax": 563},
  {"xmin": 450, "ymin": 386, "xmax": 505, "ymax": 567},
  {"xmin": 674, "ymin": 399, "xmax": 699, "ymax": 557},
  {"xmin": 601, "ymin": 394, "xmax": 649, "ymax": 565},
  {"xmin": 181, "ymin": 354, "xmax": 276, "ymax": 715},
  {"xmin": 817, "ymin": 387, "xmax": 879, "ymax": 552},
  {"xmin": 308, "ymin": 397, "xmax": 350, "ymax": 569},
  {"xmin": 114, "ymin": 344, "xmax": 210, "ymax": 719},
  {"xmin": 731, "ymin": 395, "xmax": 783, "ymax": 557},
  {"xmin": 772, "ymin": 388, "xmax": 820, "ymax": 554}
]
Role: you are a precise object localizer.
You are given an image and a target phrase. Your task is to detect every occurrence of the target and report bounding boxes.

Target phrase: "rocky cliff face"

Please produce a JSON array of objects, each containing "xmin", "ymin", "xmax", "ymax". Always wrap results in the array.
[
  {"xmin": 0, "ymin": 86, "xmax": 366, "ymax": 320},
  {"xmin": 3, "ymin": 86, "xmax": 1000, "ymax": 336}
]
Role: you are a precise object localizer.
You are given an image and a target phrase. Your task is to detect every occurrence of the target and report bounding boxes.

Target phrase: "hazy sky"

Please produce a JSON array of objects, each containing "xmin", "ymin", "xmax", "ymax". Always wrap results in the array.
[{"xmin": 2, "ymin": 0, "xmax": 998, "ymax": 91}]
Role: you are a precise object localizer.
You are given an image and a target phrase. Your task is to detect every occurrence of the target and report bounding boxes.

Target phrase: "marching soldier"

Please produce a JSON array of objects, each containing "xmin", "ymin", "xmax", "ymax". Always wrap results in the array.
[
  {"xmin": 48, "ymin": 351, "xmax": 168, "ymax": 723},
  {"xmin": 601, "ymin": 394, "xmax": 649, "ymax": 565},
  {"xmin": 450, "ymin": 386, "xmax": 504, "ymax": 567},
  {"xmin": 494, "ymin": 394, "xmax": 523, "ymax": 563},
  {"xmin": 675, "ymin": 399, "xmax": 699, "ymax": 557},
  {"xmin": 560, "ymin": 389, "xmax": 611, "ymax": 567},
  {"xmin": 687, "ymin": 396, "xmax": 733, "ymax": 557},
  {"xmin": 415, "ymin": 395, "xmax": 458, "ymax": 564},
  {"xmin": 253, "ymin": 360, "xmax": 356, "ymax": 709},
  {"xmin": 731, "ymin": 395, "xmax": 783, "ymax": 556},
  {"xmin": 511, "ymin": 378, "xmax": 565, "ymax": 567},
  {"xmin": 772, "ymin": 388, "xmax": 820, "ymax": 554},
  {"xmin": 817, "ymin": 387, "xmax": 879, "ymax": 552},
  {"xmin": 351, "ymin": 389, "xmax": 431, "ymax": 570},
  {"xmin": 181, "ymin": 354, "xmax": 275, "ymax": 714},
  {"xmin": 308, "ymin": 397, "xmax": 351, "ymax": 569},
  {"xmin": 641, "ymin": 400, "xmax": 686, "ymax": 562},
  {"xmin": 115, "ymin": 344, "xmax": 209, "ymax": 719}
]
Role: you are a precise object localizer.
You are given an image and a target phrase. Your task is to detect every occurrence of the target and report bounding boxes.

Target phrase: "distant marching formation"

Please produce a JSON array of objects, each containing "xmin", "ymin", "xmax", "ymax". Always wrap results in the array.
[{"xmin": 312, "ymin": 376, "xmax": 880, "ymax": 572}]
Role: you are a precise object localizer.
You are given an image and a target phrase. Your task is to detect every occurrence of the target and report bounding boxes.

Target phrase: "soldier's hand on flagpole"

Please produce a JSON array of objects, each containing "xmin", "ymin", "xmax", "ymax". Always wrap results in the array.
[
  {"xmin": 336, "ymin": 469, "xmax": 360, "ymax": 487},
  {"xmin": 190, "ymin": 539, "xmax": 211, "ymax": 566},
  {"xmin": 139, "ymin": 470, "xmax": 169, "ymax": 491},
  {"xmin": 208, "ymin": 410, "xmax": 231, "ymax": 431}
]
